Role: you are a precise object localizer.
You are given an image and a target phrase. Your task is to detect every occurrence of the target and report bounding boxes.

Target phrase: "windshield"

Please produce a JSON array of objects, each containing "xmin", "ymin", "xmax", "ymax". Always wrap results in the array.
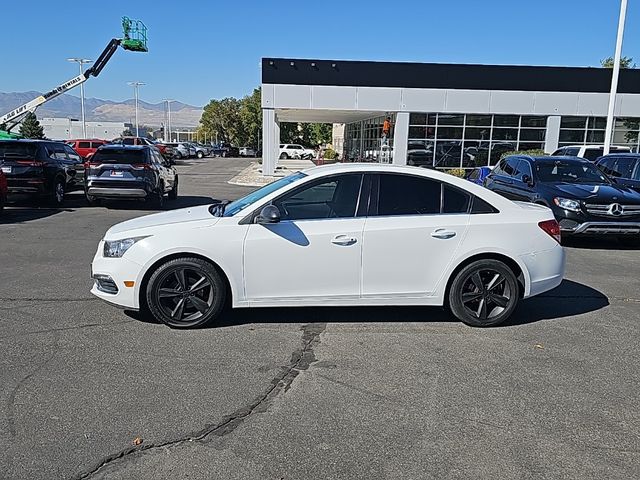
[
  {"xmin": 220, "ymin": 172, "xmax": 307, "ymax": 217},
  {"xmin": 0, "ymin": 142, "xmax": 38, "ymax": 160},
  {"xmin": 536, "ymin": 161, "xmax": 610, "ymax": 184}
]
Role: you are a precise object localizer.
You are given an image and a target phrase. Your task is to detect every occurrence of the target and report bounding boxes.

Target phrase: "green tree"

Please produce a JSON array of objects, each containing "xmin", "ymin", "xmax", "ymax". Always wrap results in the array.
[
  {"xmin": 601, "ymin": 56, "xmax": 635, "ymax": 68},
  {"xmin": 19, "ymin": 112, "xmax": 45, "ymax": 139}
]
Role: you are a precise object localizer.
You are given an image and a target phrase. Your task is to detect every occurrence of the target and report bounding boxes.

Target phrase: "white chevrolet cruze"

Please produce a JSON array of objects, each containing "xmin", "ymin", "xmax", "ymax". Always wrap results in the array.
[{"xmin": 91, "ymin": 163, "xmax": 565, "ymax": 328}]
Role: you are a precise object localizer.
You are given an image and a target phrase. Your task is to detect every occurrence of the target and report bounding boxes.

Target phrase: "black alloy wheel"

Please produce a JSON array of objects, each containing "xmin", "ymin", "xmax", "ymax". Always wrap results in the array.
[
  {"xmin": 51, "ymin": 178, "xmax": 65, "ymax": 206},
  {"xmin": 448, "ymin": 259, "xmax": 519, "ymax": 327},
  {"xmin": 146, "ymin": 257, "xmax": 226, "ymax": 328}
]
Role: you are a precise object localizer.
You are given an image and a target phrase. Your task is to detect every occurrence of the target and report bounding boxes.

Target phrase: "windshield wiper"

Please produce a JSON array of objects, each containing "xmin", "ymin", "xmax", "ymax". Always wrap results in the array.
[{"xmin": 210, "ymin": 200, "xmax": 230, "ymax": 217}]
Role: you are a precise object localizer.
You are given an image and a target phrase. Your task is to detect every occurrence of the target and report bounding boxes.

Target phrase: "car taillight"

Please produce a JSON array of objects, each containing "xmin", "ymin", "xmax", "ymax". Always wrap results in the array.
[
  {"xmin": 84, "ymin": 162, "xmax": 101, "ymax": 168},
  {"xmin": 539, "ymin": 219, "xmax": 561, "ymax": 243},
  {"xmin": 15, "ymin": 160, "xmax": 44, "ymax": 167},
  {"xmin": 131, "ymin": 163, "xmax": 152, "ymax": 170}
]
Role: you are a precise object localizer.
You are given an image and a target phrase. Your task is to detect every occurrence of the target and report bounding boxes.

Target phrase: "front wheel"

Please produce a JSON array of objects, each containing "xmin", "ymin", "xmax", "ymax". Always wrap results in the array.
[
  {"xmin": 197, "ymin": 151, "xmax": 204, "ymax": 159},
  {"xmin": 50, "ymin": 178, "xmax": 65, "ymax": 206},
  {"xmin": 448, "ymin": 259, "xmax": 519, "ymax": 327},
  {"xmin": 168, "ymin": 178, "xmax": 178, "ymax": 200},
  {"xmin": 146, "ymin": 257, "xmax": 226, "ymax": 328}
]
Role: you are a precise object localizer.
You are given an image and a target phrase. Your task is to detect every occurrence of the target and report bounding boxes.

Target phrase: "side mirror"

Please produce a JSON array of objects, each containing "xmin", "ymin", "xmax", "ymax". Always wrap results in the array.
[
  {"xmin": 522, "ymin": 174, "xmax": 534, "ymax": 186},
  {"xmin": 255, "ymin": 205, "xmax": 281, "ymax": 224}
]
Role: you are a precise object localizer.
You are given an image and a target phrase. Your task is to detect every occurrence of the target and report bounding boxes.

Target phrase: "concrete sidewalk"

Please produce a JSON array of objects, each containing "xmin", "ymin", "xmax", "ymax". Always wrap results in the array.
[{"xmin": 228, "ymin": 158, "xmax": 316, "ymax": 187}]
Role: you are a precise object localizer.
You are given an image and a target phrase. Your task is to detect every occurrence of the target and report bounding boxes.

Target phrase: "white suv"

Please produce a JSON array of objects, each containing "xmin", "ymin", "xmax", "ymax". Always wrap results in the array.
[
  {"xmin": 279, "ymin": 144, "xmax": 315, "ymax": 160},
  {"xmin": 552, "ymin": 145, "xmax": 631, "ymax": 161}
]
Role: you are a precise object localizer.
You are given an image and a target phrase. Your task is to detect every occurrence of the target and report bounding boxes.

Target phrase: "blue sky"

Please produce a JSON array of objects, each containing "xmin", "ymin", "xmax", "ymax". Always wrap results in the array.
[{"xmin": 2, "ymin": 0, "xmax": 638, "ymax": 107}]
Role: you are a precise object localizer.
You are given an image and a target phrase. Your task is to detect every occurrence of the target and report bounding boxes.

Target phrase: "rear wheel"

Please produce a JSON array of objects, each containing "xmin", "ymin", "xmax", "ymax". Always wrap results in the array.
[
  {"xmin": 50, "ymin": 178, "xmax": 65, "ymax": 206},
  {"xmin": 197, "ymin": 151, "xmax": 204, "ymax": 159},
  {"xmin": 146, "ymin": 257, "xmax": 226, "ymax": 328},
  {"xmin": 448, "ymin": 259, "xmax": 519, "ymax": 327},
  {"xmin": 280, "ymin": 153, "xmax": 289, "ymax": 159},
  {"xmin": 151, "ymin": 183, "xmax": 165, "ymax": 209}
]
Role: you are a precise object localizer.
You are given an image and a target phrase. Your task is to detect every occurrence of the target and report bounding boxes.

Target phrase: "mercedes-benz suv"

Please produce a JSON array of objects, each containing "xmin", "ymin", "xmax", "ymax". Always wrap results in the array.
[{"xmin": 485, "ymin": 155, "xmax": 640, "ymax": 245}]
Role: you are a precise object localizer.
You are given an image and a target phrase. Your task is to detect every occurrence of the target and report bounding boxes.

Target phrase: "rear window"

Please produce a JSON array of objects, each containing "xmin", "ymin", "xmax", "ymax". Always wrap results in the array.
[
  {"xmin": 91, "ymin": 141, "xmax": 104, "ymax": 148},
  {"xmin": 78, "ymin": 141, "xmax": 91, "ymax": 148},
  {"xmin": 91, "ymin": 149, "xmax": 147, "ymax": 164},
  {"xmin": 583, "ymin": 148, "xmax": 605, "ymax": 161},
  {"xmin": 0, "ymin": 142, "xmax": 38, "ymax": 159}
]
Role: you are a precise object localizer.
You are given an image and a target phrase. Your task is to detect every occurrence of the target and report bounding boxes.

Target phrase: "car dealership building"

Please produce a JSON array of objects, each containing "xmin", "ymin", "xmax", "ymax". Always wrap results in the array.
[{"xmin": 261, "ymin": 58, "xmax": 640, "ymax": 175}]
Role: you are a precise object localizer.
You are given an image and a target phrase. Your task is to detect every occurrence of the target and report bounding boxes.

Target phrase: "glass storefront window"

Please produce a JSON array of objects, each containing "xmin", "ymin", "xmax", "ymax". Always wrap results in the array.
[
  {"xmin": 409, "ymin": 126, "xmax": 427, "ymax": 138},
  {"xmin": 519, "ymin": 129, "xmax": 546, "ymax": 141},
  {"xmin": 588, "ymin": 117, "xmax": 606, "ymax": 129},
  {"xmin": 409, "ymin": 113, "xmax": 427, "ymax": 125},
  {"xmin": 437, "ymin": 127, "xmax": 463, "ymax": 139},
  {"xmin": 437, "ymin": 114, "xmax": 464, "ymax": 126},
  {"xmin": 466, "ymin": 115, "xmax": 492, "ymax": 126},
  {"xmin": 464, "ymin": 127, "xmax": 491, "ymax": 140},
  {"xmin": 492, "ymin": 128, "xmax": 518, "ymax": 141},
  {"xmin": 521, "ymin": 116, "xmax": 547, "ymax": 127},
  {"xmin": 561, "ymin": 117, "xmax": 587, "ymax": 128},
  {"xmin": 493, "ymin": 115, "xmax": 519, "ymax": 127}
]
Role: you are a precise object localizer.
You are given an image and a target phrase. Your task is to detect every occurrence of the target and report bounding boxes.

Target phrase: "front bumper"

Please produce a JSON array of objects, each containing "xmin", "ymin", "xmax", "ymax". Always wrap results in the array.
[
  {"xmin": 90, "ymin": 242, "xmax": 144, "ymax": 310},
  {"xmin": 554, "ymin": 207, "xmax": 640, "ymax": 236}
]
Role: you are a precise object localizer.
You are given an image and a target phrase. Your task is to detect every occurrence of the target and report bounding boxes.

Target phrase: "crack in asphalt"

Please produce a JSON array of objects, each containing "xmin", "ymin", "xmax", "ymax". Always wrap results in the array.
[{"xmin": 72, "ymin": 322, "xmax": 327, "ymax": 480}]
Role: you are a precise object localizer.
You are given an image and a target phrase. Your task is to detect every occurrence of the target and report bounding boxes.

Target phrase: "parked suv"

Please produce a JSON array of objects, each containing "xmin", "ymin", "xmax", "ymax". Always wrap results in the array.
[
  {"xmin": 0, "ymin": 139, "xmax": 85, "ymax": 205},
  {"xmin": 187, "ymin": 142, "xmax": 209, "ymax": 159},
  {"xmin": 485, "ymin": 155, "xmax": 640, "ymax": 244},
  {"xmin": 279, "ymin": 144, "xmax": 315, "ymax": 160},
  {"xmin": 85, "ymin": 145, "xmax": 178, "ymax": 207},
  {"xmin": 552, "ymin": 145, "xmax": 631, "ymax": 161},
  {"xmin": 112, "ymin": 137, "xmax": 173, "ymax": 158},
  {"xmin": 596, "ymin": 153, "xmax": 640, "ymax": 193},
  {"xmin": 66, "ymin": 139, "xmax": 108, "ymax": 159},
  {"xmin": 166, "ymin": 142, "xmax": 191, "ymax": 160}
]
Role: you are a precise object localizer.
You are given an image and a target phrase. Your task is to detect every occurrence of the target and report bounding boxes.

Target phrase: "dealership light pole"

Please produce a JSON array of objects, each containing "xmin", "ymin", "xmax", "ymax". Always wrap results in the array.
[
  {"xmin": 128, "ymin": 82, "xmax": 145, "ymax": 137},
  {"xmin": 67, "ymin": 58, "xmax": 93, "ymax": 138},
  {"xmin": 163, "ymin": 99, "xmax": 175, "ymax": 141},
  {"xmin": 604, "ymin": 0, "xmax": 628, "ymax": 156}
]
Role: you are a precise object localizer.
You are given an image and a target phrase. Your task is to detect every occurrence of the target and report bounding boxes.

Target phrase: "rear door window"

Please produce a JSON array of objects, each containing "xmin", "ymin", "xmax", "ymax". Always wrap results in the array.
[
  {"xmin": 122, "ymin": 138, "xmax": 135, "ymax": 145},
  {"xmin": 377, "ymin": 174, "xmax": 441, "ymax": 216},
  {"xmin": 583, "ymin": 148, "xmax": 605, "ymax": 161},
  {"xmin": 78, "ymin": 141, "xmax": 91, "ymax": 149},
  {"xmin": 53, "ymin": 144, "xmax": 68, "ymax": 160}
]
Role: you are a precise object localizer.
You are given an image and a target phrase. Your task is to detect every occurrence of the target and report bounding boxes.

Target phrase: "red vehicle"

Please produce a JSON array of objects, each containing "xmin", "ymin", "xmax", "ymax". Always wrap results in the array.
[
  {"xmin": 112, "ymin": 137, "xmax": 172, "ymax": 158},
  {"xmin": 66, "ymin": 139, "xmax": 109, "ymax": 159},
  {"xmin": 0, "ymin": 170, "xmax": 7, "ymax": 212}
]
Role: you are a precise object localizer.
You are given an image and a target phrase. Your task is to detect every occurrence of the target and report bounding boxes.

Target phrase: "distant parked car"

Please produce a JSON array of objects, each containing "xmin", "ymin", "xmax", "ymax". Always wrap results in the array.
[
  {"xmin": 552, "ymin": 145, "xmax": 631, "ymax": 161},
  {"xmin": 85, "ymin": 145, "xmax": 178, "ymax": 208},
  {"xmin": 239, "ymin": 146, "xmax": 256, "ymax": 157},
  {"xmin": 406, "ymin": 141, "xmax": 433, "ymax": 168},
  {"xmin": 485, "ymin": 154, "xmax": 640, "ymax": 245},
  {"xmin": 166, "ymin": 142, "xmax": 191, "ymax": 160},
  {"xmin": 0, "ymin": 139, "xmax": 85, "ymax": 205},
  {"xmin": 466, "ymin": 166, "xmax": 493, "ymax": 186},
  {"xmin": 212, "ymin": 143, "xmax": 239, "ymax": 157},
  {"xmin": 0, "ymin": 169, "xmax": 7, "ymax": 212},
  {"xmin": 188, "ymin": 142, "xmax": 209, "ymax": 159},
  {"xmin": 279, "ymin": 144, "xmax": 315, "ymax": 160},
  {"xmin": 66, "ymin": 139, "xmax": 108, "ymax": 159},
  {"xmin": 596, "ymin": 153, "xmax": 640, "ymax": 193}
]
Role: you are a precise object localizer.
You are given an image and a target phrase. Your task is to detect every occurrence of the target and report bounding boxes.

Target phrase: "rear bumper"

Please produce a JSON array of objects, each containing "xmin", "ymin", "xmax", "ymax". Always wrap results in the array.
[
  {"xmin": 87, "ymin": 187, "xmax": 148, "ymax": 198},
  {"xmin": 7, "ymin": 178, "xmax": 47, "ymax": 194},
  {"xmin": 519, "ymin": 243, "xmax": 565, "ymax": 298}
]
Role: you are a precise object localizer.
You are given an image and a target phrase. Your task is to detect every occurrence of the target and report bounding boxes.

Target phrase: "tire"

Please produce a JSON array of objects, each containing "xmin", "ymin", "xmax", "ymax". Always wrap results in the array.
[
  {"xmin": 146, "ymin": 257, "xmax": 226, "ymax": 328},
  {"xmin": 222, "ymin": 151, "xmax": 227, "ymax": 158},
  {"xmin": 168, "ymin": 178, "xmax": 178, "ymax": 200},
  {"xmin": 280, "ymin": 153, "xmax": 289, "ymax": 159},
  {"xmin": 50, "ymin": 177, "xmax": 65, "ymax": 206},
  {"xmin": 174, "ymin": 152, "xmax": 182, "ymax": 160},
  {"xmin": 151, "ymin": 183, "xmax": 165, "ymax": 209},
  {"xmin": 618, "ymin": 236, "xmax": 640, "ymax": 247},
  {"xmin": 197, "ymin": 151, "xmax": 204, "ymax": 159},
  {"xmin": 448, "ymin": 259, "xmax": 519, "ymax": 327},
  {"xmin": 0, "ymin": 194, "xmax": 5, "ymax": 213}
]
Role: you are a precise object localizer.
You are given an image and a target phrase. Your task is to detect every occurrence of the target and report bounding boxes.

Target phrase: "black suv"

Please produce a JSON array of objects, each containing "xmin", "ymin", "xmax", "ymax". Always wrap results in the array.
[
  {"xmin": 485, "ymin": 155, "xmax": 640, "ymax": 243},
  {"xmin": 85, "ymin": 145, "xmax": 178, "ymax": 207},
  {"xmin": 0, "ymin": 139, "xmax": 85, "ymax": 205},
  {"xmin": 596, "ymin": 153, "xmax": 640, "ymax": 193}
]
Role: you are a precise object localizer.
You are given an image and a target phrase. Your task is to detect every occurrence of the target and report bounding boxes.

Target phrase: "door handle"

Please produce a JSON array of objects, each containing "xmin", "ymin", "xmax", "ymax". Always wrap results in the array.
[
  {"xmin": 331, "ymin": 234, "xmax": 357, "ymax": 246},
  {"xmin": 431, "ymin": 229, "xmax": 456, "ymax": 239}
]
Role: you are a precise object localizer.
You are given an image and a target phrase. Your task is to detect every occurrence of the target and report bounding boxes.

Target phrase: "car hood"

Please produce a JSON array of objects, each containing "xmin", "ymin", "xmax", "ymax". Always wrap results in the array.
[
  {"xmin": 106, "ymin": 205, "xmax": 219, "ymax": 238},
  {"xmin": 546, "ymin": 182, "xmax": 640, "ymax": 203}
]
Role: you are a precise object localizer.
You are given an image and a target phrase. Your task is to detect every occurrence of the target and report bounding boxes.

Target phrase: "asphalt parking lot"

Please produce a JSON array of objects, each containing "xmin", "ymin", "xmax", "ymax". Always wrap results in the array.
[{"xmin": 0, "ymin": 157, "xmax": 638, "ymax": 480}]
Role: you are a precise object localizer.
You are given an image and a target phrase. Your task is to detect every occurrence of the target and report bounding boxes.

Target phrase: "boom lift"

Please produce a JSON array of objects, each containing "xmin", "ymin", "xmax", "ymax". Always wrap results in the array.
[{"xmin": 0, "ymin": 17, "xmax": 148, "ymax": 139}]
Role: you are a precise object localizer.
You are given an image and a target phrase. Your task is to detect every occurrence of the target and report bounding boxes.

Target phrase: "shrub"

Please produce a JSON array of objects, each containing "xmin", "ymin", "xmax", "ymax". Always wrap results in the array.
[
  {"xmin": 444, "ymin": 168, "xmax": 466, "ymax": 178},
  {"xmin": 499, "ymin": 149, "xmax": 547, "ymax": 160},
  {"xmin": 323, "ymin": 148, "xmax": 337, "ymax": 160}
]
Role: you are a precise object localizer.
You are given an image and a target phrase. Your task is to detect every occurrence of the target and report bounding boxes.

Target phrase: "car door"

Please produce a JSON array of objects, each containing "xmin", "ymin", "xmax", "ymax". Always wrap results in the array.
[
  {"xmin": 510, "ymin": 158, "xmax": 536, "ymax": 201},
  {"xmin": 151, "ymin": 150, "xmax": 173, "ymax": 192},
  {"xmin": 243, "ymin": 173, "xmax": 365, "ymax": 302},
  {"xmin": 486, "ymin": 158, "xmax": 516, "ymax": 198},
  {"xmin": 361, "ymin": 173, "xmax": 469, "ymax": 298}
]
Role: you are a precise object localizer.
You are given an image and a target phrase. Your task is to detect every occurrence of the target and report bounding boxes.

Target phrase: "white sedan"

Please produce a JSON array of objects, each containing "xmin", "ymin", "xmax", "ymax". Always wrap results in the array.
[{"xmin": 91, "ymin": 163, "xmax": 565, "ymax": 328}]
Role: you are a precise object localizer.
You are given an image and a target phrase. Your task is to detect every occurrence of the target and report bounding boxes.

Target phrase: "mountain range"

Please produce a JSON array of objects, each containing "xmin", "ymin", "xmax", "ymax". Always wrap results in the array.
[{"xmin": 0, "ymin": 91, "xmax": 203, "ymax": 128}]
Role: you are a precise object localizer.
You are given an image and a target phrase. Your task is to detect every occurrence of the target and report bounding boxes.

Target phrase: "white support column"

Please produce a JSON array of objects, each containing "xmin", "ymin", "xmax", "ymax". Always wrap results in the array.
[
  {"xmin": 262, "ymin": 108, "xmax": 278, "ymax": 176},
  {"xmin": 392, "ymin": 112, "xmax": 409, "ymax": 165},
  {"xmin": 544, "ymin": 116, "xmax": 561, "ymax": 153}
]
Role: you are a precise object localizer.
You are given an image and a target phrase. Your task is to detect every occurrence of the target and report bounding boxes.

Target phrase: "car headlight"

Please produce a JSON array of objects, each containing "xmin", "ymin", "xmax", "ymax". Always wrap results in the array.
[
  {"xmin": 553, "ymin": 197, "xmax": 581, "ymax": 212},
  {"xmin": 103, "ymin": 236, "xmax": 149, "ymax": 258}
]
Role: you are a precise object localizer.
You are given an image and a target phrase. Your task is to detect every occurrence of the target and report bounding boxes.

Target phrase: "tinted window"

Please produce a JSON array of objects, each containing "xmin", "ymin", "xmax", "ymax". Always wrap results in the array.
[
  {"xmin": 536, "ymin": 161, "xmax": 610, "ymax": 184},
  {"xmin": 122, "ymin": 138, "xmax": 135, "ymax": 145},
  {"xmin": 92, "ymin": 149, "xmax": 147, "ymax": 164},
  {"xmin": 514, "ymin": 159, "xmax": 532, "ymax": 182},
  {"xmin": 225, "ymin": 172, "xmax": 307, "ymax": 217},
  {"xmin": 91, "ymin": 141, "xmax": 104, "ymax": 148},
  {"xmin": 471, "ymin": 196, "xmax": 499, "ymax": 214},
  {"xmin": 443, "ymin": 185, "xmax": 470, "ymax": 213},
  {"xmin": 0, "ymin": 142, "xmax": 38, "ymax": 159},
  {"xmin": 492, "ymin": 159, "xmax": 507, "ymax": 176},
  {"xmin": 503, "ymin": 158, "xmax": 519, "ymax": 176},
  {"xmin": 583, "ymin": 148, "xmax": 604, "ymax": 161},
  {"xmin": 64, "ymin": 145, "xmax": 81, "ymax": 161},
  {"xmin": 377, "ymin": 174, "xmax": 440, "ymax": 216},
  {"xmin": 53, "ymin": 144, "xmax": 67, "ymax": 160},
  {"xmin": 274, "ymin": 174, "xmax": 362, "ymax": 220},
  {"xmin": 467, "ymin": 169, "xmax": 479, "ymax": 180},
  {"xmin": 565, "ymin": 147, "xmax": 580, "ymax": 156},
  {"xmin": 78, "ymin": 141, "xmax": 91, "ymax": 148}
]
